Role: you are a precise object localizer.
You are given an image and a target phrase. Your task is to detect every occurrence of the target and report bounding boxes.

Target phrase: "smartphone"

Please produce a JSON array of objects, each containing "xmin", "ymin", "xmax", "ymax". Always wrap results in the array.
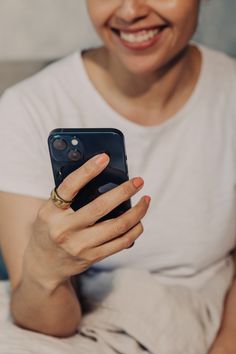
[{"xmin": 48, "ymin": 128, "xmax": 131, "ymax": 222}]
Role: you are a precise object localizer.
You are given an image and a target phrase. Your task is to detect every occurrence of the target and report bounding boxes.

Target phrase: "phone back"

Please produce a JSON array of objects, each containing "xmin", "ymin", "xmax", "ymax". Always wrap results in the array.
[{"xmin": 48, "ymin": 128, "xmax": 131, "ymax": 221}]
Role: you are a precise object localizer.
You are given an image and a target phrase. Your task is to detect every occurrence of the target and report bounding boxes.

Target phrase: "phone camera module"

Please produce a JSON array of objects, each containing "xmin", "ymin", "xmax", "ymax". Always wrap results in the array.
[
  {"xmin": 53, "ymin": 138, "xmax": 67, "ymax": 151},
  {"xmin": 68, "ymin": 149, "xmax": 81, "ymax": 161}
]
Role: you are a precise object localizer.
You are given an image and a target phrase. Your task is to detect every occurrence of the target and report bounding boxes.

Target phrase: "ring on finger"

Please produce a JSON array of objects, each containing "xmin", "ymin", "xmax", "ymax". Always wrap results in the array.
[{"xmin": 50, "ymin": 187, "xmax": 73, "ymax": 210}]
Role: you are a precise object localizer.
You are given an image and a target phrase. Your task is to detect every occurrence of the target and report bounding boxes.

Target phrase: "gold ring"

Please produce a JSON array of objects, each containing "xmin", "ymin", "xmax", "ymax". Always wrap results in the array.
[{"xmin": 50, "ymin": 187, "xmax": 73, "ymax": 210}]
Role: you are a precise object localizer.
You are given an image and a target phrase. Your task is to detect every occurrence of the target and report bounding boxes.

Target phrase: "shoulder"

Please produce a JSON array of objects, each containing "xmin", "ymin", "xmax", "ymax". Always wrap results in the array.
[
  {"xmin": 199, "ymin": 44, "xmax": 236, "ymax": 87},
  {"xmin": 199, "ymin": 44, "xmax": 236, "ymax": 70},
  {"xmin": 0, "ymin": 51, "xmax": 84, "ymax": 110},
  {"xmin": 195, "ymin": 44, "xmax": 236, "ymax": 112},
  {"xmin": 0, "ymin": 51, "xmax": 86, "ymax": 129},
  {"xmin": 5, "ymin": 51, "xmax": 82, "ymax": 95}
]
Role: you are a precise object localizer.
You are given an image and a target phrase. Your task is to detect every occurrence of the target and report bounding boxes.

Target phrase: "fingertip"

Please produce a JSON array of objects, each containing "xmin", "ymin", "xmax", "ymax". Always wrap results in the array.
[
  {"xmin": 143, "ymin": 195, "xmax": 151, "ymax": 206},
  {"xmin": 132, "ymin": 177, "xmax": 144, "ymax": 189},
  {"xmin": 144, "ymin": 195, "xmax": 151, "ymax": 205},
  {"xmin": 94, "ymin": 153, "xmax": 110, "ymax": 165}
]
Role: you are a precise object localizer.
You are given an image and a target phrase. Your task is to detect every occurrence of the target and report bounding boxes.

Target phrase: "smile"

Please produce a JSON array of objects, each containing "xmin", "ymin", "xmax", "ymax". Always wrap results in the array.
[
  {"xmin": 111, "ymin": 25, "xmax": 168, "ymax": 50},
  {"xmin": 120, "ymin": 28, "xmax": 160, "ymax": 43}
]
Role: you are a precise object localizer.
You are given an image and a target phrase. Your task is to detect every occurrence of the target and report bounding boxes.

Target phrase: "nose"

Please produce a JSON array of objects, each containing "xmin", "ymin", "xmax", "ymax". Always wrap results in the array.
[{"xmin": 115, "ymin": 0, "xmax": 150, "ymax": 25}]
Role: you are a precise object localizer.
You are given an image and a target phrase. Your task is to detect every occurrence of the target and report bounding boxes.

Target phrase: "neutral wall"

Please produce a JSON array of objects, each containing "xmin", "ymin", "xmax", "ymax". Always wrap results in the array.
[
  {"xmin": 0, "ymin": 0, "xmax": 100, "ymax": 60},
  {"xmin": 0, "ymin": 0, "xmax": 235, "ymax": 60}
]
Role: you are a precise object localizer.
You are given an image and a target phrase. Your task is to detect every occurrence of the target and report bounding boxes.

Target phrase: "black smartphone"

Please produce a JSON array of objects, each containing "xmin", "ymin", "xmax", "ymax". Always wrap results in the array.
[{"xmin": 48, "ymin": 128, "xmax": 131, "ymax": 222}]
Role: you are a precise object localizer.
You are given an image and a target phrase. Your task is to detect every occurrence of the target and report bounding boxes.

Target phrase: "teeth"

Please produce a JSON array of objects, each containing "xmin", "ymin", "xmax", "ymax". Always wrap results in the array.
[{"xmin": 120, "ymin": 29, "xmax": 159, "ymax": 43}]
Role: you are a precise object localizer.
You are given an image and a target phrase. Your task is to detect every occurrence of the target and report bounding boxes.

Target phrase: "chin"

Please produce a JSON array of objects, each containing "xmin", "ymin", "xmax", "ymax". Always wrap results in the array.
[{"xmin": 118, "ymin": 55, "xmax": 167, "ymax": 77}]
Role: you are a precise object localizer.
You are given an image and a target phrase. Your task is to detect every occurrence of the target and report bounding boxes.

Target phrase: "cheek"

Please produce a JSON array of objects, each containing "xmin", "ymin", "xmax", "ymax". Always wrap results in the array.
[
  {"xmin": 152, "ymin": 0, "xmax": 199, "ymax": 30},
  {"xmin": 177, "ymin": 4, "xmax": 199, "ymax": 41},
  {"xmin": 86, "ymin": 4, "xmax": 102, "ymax": 29},
  {"xmin": 165, "ymin": 2, "xmax": 200, "ymax": 45},
  {"xmin": 174, "ymin": 2, "xmax": 199, "ymax": 22},
  {"xmin": 87, "ymin": 1, "xmax": 116, "ymax": 31}
]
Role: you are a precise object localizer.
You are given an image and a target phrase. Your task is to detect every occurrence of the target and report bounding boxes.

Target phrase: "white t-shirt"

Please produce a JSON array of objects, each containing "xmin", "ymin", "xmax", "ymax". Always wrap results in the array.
[{"xmin": 0, "ymin": 44, "xmax": 235, "ymax": 287}]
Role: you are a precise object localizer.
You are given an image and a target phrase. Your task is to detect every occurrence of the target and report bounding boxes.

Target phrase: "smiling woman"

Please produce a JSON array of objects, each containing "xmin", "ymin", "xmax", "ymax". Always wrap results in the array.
[
  {"xmin": 0, "ymin": 0, "xmax": 235, "ymax": 353},
  {"xmin": 86, "ymin": 0, "xmax": 200, "ymax": 75}
]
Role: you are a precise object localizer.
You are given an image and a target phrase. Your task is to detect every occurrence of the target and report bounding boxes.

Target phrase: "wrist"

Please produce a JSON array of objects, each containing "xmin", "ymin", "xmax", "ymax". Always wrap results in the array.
[{"xmin": 22, "ymin": 237, "xmax": 65, "ymax": 293}]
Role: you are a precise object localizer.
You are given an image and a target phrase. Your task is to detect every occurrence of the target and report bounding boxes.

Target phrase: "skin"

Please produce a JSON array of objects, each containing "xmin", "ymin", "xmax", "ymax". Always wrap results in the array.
[
  {"xmin": 85, "ymin": 2, "xmax": 236, "ymax": 353},
  {"xmin": 0, "ymin": 0, "xmax": 201, "ymax": 340},
  {"xmin": 86, "ymin": 0, "xmax": 200, "ymax": 75},
  {"xmin": 1, "ymin": 154, "xmax": 149, "ymax": 337},
  {"xmin": 1, "ymin": 0, "xmax": 235, "ymax": 348},
  {"xmin": 85, "ymin": 0, "xmax": 202, "ymax": 126}
]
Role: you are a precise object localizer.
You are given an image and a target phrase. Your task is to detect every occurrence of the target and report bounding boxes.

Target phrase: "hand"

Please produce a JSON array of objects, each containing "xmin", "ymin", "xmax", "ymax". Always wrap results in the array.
[{"xmin": 26, "ymin": 153, "xmax": 150, "ymax": 290}]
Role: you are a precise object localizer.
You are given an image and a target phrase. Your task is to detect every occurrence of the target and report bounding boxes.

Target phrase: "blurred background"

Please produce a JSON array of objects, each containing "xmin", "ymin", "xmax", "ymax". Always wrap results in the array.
[{"xmin": 0, "ymin": 0, "xmax": 235, "ymax": 280}]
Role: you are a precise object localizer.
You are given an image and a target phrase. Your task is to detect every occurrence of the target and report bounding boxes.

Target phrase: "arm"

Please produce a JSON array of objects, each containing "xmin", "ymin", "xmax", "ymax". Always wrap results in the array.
[
  {"xmin": 0, "ymin": 192, "xmax": 82, "ymax": 338},
  {"xmin": 208, "ymin": 254, "xmax": 236, "ymax": 354},
  {"xmin": 0, "ymin": 156, "xmax": 149, "ymax": 338}
]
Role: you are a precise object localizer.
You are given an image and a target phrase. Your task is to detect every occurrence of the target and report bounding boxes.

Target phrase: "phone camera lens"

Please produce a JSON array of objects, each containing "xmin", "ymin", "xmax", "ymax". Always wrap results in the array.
[
  {"xmin": 53, "ymin": 138, "xmax": 67, "ymax": 151},
  {"xmin": 68, "ymin": 149, "xmax": 81, "ymax": 161}
]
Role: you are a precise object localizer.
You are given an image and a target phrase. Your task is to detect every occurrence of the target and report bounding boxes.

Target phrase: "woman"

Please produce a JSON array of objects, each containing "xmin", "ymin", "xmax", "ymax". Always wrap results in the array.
[{"xmin": 0, "ymin": 0, "xmax": 235, "ymax": 352}]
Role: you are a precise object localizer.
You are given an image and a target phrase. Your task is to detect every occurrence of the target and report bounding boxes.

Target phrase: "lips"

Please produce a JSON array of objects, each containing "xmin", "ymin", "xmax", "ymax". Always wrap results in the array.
[
  {"xmin": 120, "ymin": 28, "xmax": 160, "ymax": 43},
  {"xmin": 110, "ymin": 25, "xmax": 168, "ymax": 50}
]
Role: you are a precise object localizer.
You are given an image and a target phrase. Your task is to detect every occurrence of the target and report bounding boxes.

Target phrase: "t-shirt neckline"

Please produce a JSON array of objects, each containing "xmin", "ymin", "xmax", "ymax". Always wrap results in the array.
[{"xmin": 75, "ymin": 43, "xmax": 208, "ymax": 135}]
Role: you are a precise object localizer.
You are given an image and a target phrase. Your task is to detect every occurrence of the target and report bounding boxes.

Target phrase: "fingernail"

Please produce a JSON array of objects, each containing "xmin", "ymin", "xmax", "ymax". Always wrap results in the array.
[
  {"xmin": 132, "ymin": 177, "xmax": 144, "ymax": 189},
  {"xmin": 144, "ymin": 195, "xmax": 151, "ymax": 205},
  {"xmin": 94, "ymin": 153, "xmax": 109, "ymax": 165}
]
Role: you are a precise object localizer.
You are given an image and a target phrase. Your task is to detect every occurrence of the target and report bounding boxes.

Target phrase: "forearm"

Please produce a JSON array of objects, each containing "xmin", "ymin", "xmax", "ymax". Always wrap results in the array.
[
  {"xmin": 209, "ymin": 277, "xmax": 236, "ymax": 354},
  {"xmin": 11, "ymin": 273, "xmax": 82, "ymax": 338},
  {"xmin": 10, "ymin": 243, "xmax": 82, "ymax": 338}
]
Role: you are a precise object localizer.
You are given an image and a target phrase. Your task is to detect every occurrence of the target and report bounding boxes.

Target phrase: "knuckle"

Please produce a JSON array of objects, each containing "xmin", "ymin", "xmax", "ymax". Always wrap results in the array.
[
  {"xmin": 122, "ymin": 236, "xmax": 133, "ymax": 249},
  {"xmin": 69, "ymin": 245, "xmax": 82, "ymax": 258},
  {"xmin": 50, "ymin": 227, "xmax": 71, "ymax": 244},
  {"xmin": 66, "ymin": 247, "xmax": 77, "ymax": 258},
  {"xmin": 91, "ymin": 199, "xmax": 107, "ymax": 219},
  {"xmin": 69, "ymin": 238, "xmax": 88, "ymax": 258},
  {"xmin": 91, "ymin": 250, "xmax": 102, "ymax": 263},
  {"xmin": 75, "ymin": 240, "xmax": 87, "ymax": 255},
  {"xmin": 137, "ymin": 222, "xmax": 144, "ymax": 235},
  {"xmin": 122, "ymin": 182, "xmax": 133, "ymax": 197},
  {"xmin": 84, "ymin": 250, "xmax": 100, "ymax": 264},
  {"xmin": 74, "ymin": 254, "xmax": 91, "ymax": 270},
  {"xmin": 114, "ymin": 219, "xmax": 130, "ymax": 235}
]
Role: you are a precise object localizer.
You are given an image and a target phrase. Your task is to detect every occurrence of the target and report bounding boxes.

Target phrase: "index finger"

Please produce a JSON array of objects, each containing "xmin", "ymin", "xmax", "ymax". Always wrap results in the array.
[{"xmin": 56, "ymin": 153, "xmax": 110, "ymax": 202}]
